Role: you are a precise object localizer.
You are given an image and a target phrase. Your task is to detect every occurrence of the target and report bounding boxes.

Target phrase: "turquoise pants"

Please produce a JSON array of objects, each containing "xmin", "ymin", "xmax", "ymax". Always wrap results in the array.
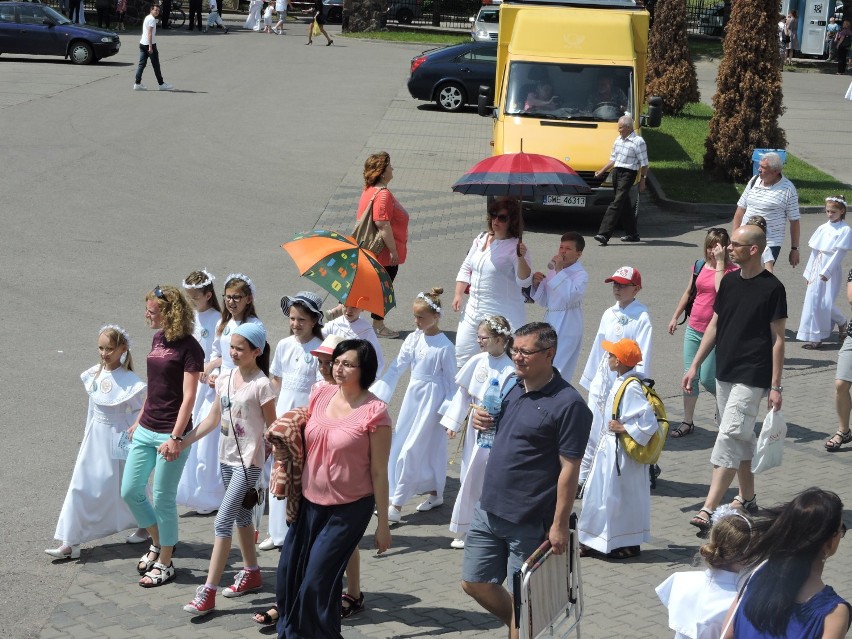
[{"xmin": 683, "ymin": 325, "xmax": 716, "ymax": 397}]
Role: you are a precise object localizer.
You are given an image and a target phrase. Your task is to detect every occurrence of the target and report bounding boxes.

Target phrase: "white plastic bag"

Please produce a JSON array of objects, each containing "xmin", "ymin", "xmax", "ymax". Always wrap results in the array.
[{"xmin": 751, "ymin": 408, "xmax": 786, "ymax": 473}]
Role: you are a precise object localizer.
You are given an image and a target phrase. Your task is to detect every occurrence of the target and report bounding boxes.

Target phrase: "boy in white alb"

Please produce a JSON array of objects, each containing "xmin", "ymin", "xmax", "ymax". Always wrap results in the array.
[
  {"xmin": 134, "ymin": 4, "xmax": 174, "ymax": 91},
  {"xmin": 323, "ymin": 305, "xmax": 385, "ymax": 374},
  {"xmin": 206, "ymin": 0, "xmax": 228, "ymax": 32},
  {"xmin": 530, "ymin": 231, "xmax": 588, "ymax": 383}
]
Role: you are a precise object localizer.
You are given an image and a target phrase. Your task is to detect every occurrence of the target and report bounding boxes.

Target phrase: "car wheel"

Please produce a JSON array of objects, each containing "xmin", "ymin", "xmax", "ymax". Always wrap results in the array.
[
  {"xmin": 435, "ymin": 81, "xmax": 466, "ymax": 112},
  {"xmin": 69, "ymin": 41, "xmax": 94, "ymax": 65},
  {"xmin": 328, "ymin": 7, "xmax": 342, "ymax": 23},
  {"xmin": 396, "ymin": 8, "xmax": 413, "ymax": 24}
]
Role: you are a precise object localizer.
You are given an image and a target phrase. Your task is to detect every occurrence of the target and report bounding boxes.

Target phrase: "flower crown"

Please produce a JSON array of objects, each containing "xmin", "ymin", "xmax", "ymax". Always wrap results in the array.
[
  {"xmin": 99, "ymin": 324, "xmax": 132, "ymax": 349},
  {"xmin": 224, "ymin": 272, "xmax": 257, "ymax": 297},
  {"xmin": 710, "ymin": 504, "xmax": 753, "ymax": 532},
  {"xmin": 182, "ymin": 268, "xmax": 215, "ymax": 290},
  {"xmin": 826, "ymin": 196, "xmax": 847, "ymax": 207},
  {"xmin": 485, "ymin": 318, "xmax": 511, "ymax": 337},
  {"xmin": 417, "ymin": 292, "xmax": 441, "ymax": 314}
]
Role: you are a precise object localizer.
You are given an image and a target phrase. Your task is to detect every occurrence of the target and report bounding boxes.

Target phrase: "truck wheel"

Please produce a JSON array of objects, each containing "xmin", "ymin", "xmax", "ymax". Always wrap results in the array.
[
  {"xmin": 436, "ymin": 82, "xmax": 466, "ymax": 112},
  {"xmin": 396, "ymin": 8, "xmax": 413, "ymax": 24}
]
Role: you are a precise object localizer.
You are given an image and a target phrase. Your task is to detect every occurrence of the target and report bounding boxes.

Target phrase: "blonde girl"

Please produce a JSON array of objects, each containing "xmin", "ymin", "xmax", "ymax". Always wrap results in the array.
[
  {"xmin": 177, "ymin": 269, "xmax": 225, "ymax": 515},
  {"xmin": 441, "ymin": 315, "xmax": 514, "ymax": 549},
  {"xmin": 371, "ymin": 288, "xmax": 456, "ymax": 523},
  {"xmin": 46, "ymin": 326, "xmax": 147, "ymax": 560}
]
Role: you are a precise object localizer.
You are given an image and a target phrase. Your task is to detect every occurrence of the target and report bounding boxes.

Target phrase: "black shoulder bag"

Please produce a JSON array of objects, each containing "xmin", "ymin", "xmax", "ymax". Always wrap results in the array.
[{"xmin": 677, "ymin": 259, "xmax": 706, "ymax": 325}]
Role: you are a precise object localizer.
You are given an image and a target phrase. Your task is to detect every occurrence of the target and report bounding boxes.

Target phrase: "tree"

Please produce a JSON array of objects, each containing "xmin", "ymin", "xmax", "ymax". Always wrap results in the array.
[
  {"xmin": 348, "ymin": 0, "xmax": 388, "ymax": 32},
  {"xmin": 646, "ymin": 0, "xmax": 699, "ymax": 115},
  {"xmin": 703, "ymin": 0, "xmax": 785, "ymax": 182}
]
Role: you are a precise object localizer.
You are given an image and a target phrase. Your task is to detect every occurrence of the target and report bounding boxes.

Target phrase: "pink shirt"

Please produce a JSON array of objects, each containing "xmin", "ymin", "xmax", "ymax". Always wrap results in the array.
[
  {"xmin": 302, "ymin": 383, "xmax": 391, "ymax": 506},
  {"xmin": 689, "ymin": 262, "xmax": 739, "ymax": 333}
]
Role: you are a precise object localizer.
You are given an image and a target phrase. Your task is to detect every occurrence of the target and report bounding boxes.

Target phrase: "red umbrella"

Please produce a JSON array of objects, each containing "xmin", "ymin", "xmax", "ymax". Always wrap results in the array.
[{"xmin": 451, "ymin": 151, "xmax": 591, "ymax": 197}]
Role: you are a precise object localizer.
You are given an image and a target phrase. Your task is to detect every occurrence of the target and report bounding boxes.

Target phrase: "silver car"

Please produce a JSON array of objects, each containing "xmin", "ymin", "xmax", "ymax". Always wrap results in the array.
[{"xmin": 470, "ymin": 4, "xmax": 500, "ymax": 42}]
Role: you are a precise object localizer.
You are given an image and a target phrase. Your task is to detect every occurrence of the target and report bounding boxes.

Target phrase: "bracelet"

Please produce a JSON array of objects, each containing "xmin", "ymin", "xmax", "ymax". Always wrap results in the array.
[
  {"xmin": 771, "ymin": 386, "xmax": 783, "ymax": 393},
  {"xmin": 169, "ymin": 435, "xmax": 183, "ymax": 442}
]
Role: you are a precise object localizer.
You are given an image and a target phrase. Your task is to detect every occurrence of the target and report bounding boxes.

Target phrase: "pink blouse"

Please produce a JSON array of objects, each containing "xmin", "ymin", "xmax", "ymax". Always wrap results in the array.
[
  {"xmin": 689, "ymin": 262, "xmax": 739, "ymax": 333},
  {"xmin": 301, "ymin": 383, "xmax": 391, "ymax": 506}
]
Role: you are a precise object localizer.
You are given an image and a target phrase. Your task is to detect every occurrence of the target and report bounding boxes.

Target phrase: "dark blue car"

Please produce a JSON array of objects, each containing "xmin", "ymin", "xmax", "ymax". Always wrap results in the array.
[
  {"xmin": 407, "ymin": 41, "xmax": 497, "ymax": 112},
  {"xmin": 0, "ymin": 2, "xmax": 120, "ymax": 64}
]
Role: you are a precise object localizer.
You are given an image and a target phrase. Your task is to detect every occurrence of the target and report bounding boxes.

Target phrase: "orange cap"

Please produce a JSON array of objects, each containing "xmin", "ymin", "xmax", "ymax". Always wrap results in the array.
[{"xmin": 601, "ymin": 338, "xmax": 643, "ymax": 367}]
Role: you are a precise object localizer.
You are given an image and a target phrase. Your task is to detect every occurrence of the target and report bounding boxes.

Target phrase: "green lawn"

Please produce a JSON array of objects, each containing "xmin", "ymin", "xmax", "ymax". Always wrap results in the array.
[
  {"xmin": 341, "ymin": 30, "xmax": 468, "ymax": 45},
  {"xmin": 644, "ymin": 103, "xmax": 846, "ymax": 206}
]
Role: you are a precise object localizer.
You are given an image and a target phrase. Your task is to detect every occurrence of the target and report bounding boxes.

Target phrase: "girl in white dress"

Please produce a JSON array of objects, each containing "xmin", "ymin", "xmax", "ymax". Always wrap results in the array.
[
  {"xmin": 46, "ymin": 325, "xmax": 147, "ymax": 559},
  {"xmin": 656, "ymin": 509, "xmax": 753, "ymax": 639},
  {"xmin": 323, "ymin": 305, "xmax": 384, "ymax": 374},
  {"xmin": 371, "ymin": 289, "xmax": 456, "ymax": 524},
  {"xmin": 441, "ymin": 315, "xmax": 514, "ymax": 549},
  {"xmin": 177, "ymin": 269, "xmax": 225, "ymax": 515},
  {"xmin": 257, "ymin": 291, "xmax": 324, "ymax": 551},
  {"xmin": 796, "ymin": 196, "xmax": 852, "ymax": 348}
]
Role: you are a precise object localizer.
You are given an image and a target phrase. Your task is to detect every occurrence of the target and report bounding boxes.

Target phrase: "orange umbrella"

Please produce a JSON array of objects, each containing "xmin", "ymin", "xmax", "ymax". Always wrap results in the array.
[{"xmin": 281, "ymin": 229, "xmax": 396, "ymax": 318}]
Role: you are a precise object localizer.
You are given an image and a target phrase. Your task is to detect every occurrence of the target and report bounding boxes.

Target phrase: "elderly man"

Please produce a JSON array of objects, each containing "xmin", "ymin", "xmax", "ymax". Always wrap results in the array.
[
  {"xmin": 732, "ymin": 151, "xmax": 800, "ymax": 271},
  {"xmin": 461, "ymin": 322, "xmax": 592, "ymax": 639},
  {"xmin": 682, "ymin": 223, "xmax": 787, "ymax": 536},
  {"xmin": 594, "ymin": 115, "xmax": 649, "ymax": 246}
]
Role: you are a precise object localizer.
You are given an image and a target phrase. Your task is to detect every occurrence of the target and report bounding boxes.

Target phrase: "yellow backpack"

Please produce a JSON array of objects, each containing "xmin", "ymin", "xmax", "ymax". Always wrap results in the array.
[{"xmin": 611, "ymin": 376, "xmax": 669, "ymax": 466}]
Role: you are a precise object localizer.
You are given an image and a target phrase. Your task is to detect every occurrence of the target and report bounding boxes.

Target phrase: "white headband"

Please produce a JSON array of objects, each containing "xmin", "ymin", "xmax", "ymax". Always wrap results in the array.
[
  {"xmin": 710, "ymin": 504, "xmax": 753, "ymax": 532},
  {"xmin": 417, "ymin": 292, "xmax": 441, "ymax": 314},
  {"xmin": 99, "ymin": 324, "xmax": 132, "ymax": 350},
  {"xmin": 182, "ymin": 268, "xmax": 215, "ymax": 290},
  {"xmin": 224, "ymin": 272, "xmax": 257, "ymax": 297},
  {"xmin": 826, "ymin": 196, "xmax": 847, "ymax": 206},
  {"xmin": 485, "ymin": 318, "xmax": 511, "ymax": 337}
]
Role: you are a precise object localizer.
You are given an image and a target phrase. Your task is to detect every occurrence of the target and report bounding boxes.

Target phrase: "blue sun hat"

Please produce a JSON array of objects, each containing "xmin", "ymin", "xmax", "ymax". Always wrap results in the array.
[
  {"xmin": 280, "ymin": 291, "xmax": 325, "ymax": 326},
  {"xmin": 233, "ymin": 323, "xmax": 267, "ymax": 350}
]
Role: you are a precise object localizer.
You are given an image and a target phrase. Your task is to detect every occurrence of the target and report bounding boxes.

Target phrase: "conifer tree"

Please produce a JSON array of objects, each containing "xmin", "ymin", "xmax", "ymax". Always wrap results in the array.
[{"xmin": 646, "ymin": 0, "xmax": 699, "ymax": 115}]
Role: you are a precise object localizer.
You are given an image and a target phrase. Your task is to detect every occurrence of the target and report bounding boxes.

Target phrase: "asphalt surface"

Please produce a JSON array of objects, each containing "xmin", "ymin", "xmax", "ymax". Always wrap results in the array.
[{"xmin": 2, "ymin": 18, "xmax": 852, "ymax": 639}]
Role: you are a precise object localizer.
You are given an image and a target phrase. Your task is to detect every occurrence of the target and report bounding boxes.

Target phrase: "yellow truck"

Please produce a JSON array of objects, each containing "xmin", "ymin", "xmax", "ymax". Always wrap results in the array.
[{"xmin": 477, "ymin": 0, "xmax": 661, "ymax": 210}]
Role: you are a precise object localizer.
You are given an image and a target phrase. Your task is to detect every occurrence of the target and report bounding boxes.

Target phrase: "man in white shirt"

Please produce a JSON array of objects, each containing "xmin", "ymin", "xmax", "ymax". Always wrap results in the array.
[{"xmin": 134, "ymin": 4, "xmax": 174, "ymax": 91}]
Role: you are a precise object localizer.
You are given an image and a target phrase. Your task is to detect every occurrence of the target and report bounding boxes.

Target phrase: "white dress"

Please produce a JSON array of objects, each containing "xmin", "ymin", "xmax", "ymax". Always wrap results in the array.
[
  {"xmin": 578, "ymin": 299, "xmax": 653, "ymax": 483},
  {"xmin": 440, "ymin": 351, "xmax": 514, "ymax": 536},
  {"xmin": 245, "ymin": 0, "xmax": 262, "ymax": 29},
  {"xmin": 371, "ymin": 330, "xmax": 456, "ymax": 506},
  {"xmin": 577, "ymin": 373, "xmax": 657, "ymax": 554},
  {"xmin": 211, "ymin": 316, "xmax": 265, "ymax": 373},
  {"xmin": 455, "ymin": 233, "xmax": 532, "ymax": 368},
  {"xmin": 656, "ymin": 568, "xmax": 740, "ymax": 639},
  {"xmin": 796, "ymin": 219, "xmax": 852, "ymax": 342},
  {"xmin": 323, "ymin": 316, "xmax": 385, "ymax": 374},
  {"xmin": 265, "ymin": 335, "xmax": 322, "ymax": 545},
  {"xmin": 177, "ymin": 307, "xmax": 225, "ymax": 511},
  {"xmin": 531, "ymin": 261, "xmax": 588, "ymax": 383},
  {"xmin": 54, "ymin": 366, "xmax": 146, "ymax": 545}
]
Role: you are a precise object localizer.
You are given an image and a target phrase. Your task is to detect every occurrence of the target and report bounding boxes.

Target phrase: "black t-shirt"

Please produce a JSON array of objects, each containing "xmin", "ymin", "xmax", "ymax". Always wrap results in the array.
[
  {"xmin": 480, "ymin": 372, "xmax": 592, "ymax": 526},
  {"xmin": 714, "ymin": 270, "xmax": 787, "ymax": 389}
]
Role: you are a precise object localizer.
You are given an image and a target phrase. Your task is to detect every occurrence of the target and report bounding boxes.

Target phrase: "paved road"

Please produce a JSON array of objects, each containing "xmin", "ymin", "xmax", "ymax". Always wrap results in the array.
[{"xmin": 2, "ymin": 21, "xmax": 851, "ymax": 639}]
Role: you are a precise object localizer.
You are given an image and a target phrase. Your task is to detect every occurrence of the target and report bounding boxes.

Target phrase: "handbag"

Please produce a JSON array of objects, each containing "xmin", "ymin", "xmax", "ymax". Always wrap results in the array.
[
  {"xmin": 351, "ymin": 186, "xmax": 387, "ymax": 255},
  {"xmin": 677, "ymin": 259, "xmax": 705, "ymax": 325},
  {"xmin": 751, "ymin": 407, "xmax": 786, "ymax": 474},
  {"xmin": 226, "ymin": 373, "xmax": 266, "ymax": 510}
]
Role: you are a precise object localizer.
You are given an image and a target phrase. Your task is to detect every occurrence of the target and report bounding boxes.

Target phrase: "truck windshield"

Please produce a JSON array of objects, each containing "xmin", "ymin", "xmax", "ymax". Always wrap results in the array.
[{"xmin": 505, "ymin": 62, "xmax": 633, "ymax": 121}]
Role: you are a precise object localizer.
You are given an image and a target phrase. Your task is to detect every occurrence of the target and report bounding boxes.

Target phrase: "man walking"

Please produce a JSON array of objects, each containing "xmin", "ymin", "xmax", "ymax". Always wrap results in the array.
[
  {"xmin": 682, "ymin": 223, "xmax": 787, "ymax": 535},
  {"xmin": 593, "ymin": 115, "xmax": 648, "ymax": 246},
  {"xmin": 461, "ymin": 322, "xmax": 592, "ymax": 639},
  {"xmin": 134, "ymin": 4, "xmax": 174, "ymax": 91}
]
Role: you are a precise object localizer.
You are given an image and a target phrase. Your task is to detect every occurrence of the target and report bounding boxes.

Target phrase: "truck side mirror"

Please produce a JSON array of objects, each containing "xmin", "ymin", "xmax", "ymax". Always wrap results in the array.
[
  {"xmin": 477, "ymin": 85, "xmax": 495, "ymax": 117},
  {"xmin": 642, "ymin": 96, "xmax": 663, "ymax": 128}
]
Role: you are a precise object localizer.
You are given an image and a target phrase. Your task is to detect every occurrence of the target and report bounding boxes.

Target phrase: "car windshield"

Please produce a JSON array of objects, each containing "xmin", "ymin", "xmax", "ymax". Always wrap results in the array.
[
  {"xmin": 478, "ymin": 9, "xmax": 499, "ymax": 23},
  {"xmin": 504, "ymin": 62, "xmax": 633, "ymax": 121},
  {"xmin": 43, "ymin": 5, "xmax": 71, "ymax": 24}
]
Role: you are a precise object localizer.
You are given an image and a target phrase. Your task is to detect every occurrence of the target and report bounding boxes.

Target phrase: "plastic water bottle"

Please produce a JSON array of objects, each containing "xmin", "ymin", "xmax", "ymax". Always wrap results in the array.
[
  {"xmin": 477, "ymin": 378, "xmax": 501, "ymax": 449},
  {"xmin": 547, "ymin": 259, "xmax": 557, "ymax": 271}
]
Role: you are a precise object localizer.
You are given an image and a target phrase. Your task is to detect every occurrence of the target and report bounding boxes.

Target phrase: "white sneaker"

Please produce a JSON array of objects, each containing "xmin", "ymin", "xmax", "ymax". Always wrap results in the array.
[
  {"xmin": 415, "ymin": 495, "xmax": 444, "ymax": 512},
  {"xmin": 195, "ymin": 508, "xmax": 216, "ymax": 516},
  {"xmin": 450, "ymin": 538, "xmax": 465, "ymax": 549},
  {"xmin": 387, "ymin": 506, "xmax": 401, "ymax": 524},
  {"xmin": 125, "ymin": 530, "xmax": 149, "ymax": 544},
  {"xmin": 257, "ymin": 536, "xmax": 279, "ymax": 551},
  {"xmin": 133, "ymin": 83, "xmax": 147, "ymax": 91},
  {"xmin": 159, "ymin": 82, "xmax": 174, "ymax": 91},
  {"xmin": 45, "ymin": 544, "xmax": 81, "ymax": 559}
]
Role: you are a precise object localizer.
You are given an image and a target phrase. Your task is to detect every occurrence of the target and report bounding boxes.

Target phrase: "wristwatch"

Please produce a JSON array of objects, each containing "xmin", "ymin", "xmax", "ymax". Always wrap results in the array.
[
  {"xmin": 771, "ymin": 386, "xmax": 783, "ymax": 393},
  {"xmin": 169, "ymin": 435, "xmax": 184, "ymax": 442}
]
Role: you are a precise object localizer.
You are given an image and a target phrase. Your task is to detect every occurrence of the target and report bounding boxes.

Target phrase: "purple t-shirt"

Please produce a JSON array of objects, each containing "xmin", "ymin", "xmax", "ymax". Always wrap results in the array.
[{"xmin": 140, "ymin": 331, "xmax": 204, "ymax": 434}]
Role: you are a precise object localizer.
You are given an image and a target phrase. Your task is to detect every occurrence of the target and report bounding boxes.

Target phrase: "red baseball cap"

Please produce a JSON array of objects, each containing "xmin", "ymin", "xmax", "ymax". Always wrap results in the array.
[{"xmin": 605, "ymin": 266, "xmax": 642, "ymax": 287}]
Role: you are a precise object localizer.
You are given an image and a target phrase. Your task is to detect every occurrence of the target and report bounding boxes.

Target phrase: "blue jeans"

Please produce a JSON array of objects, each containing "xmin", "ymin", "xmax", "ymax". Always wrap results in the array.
[
  {"xmin": 135, "ymin": 44, "xmax": 164, "ymax": 85},
  {"xmin": 683, "ymin": 325, "xmax": 716, "ymax": 396},
  {"xmin": 121, "ymin": 425, "xmax": 190, "ymax": 546}
]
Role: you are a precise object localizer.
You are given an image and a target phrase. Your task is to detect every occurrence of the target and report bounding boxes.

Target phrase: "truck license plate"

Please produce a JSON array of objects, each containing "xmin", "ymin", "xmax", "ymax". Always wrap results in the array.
[{"xmin": 542, "ymin": 195, "xmax": 586, "ymax": 206}]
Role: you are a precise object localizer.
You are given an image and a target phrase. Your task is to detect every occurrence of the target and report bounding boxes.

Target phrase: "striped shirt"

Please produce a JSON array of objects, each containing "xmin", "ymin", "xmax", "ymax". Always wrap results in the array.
[
  {"xmin": 610, "ymin": 131, "xmax": 649, "ymax": 171},
  {"xmin": 737, "ymin": 176, "xmax": 800, "ymax": 247}
]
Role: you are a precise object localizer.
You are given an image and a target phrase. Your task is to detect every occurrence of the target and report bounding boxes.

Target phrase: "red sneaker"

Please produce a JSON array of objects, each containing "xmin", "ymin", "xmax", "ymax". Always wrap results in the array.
[
  {"xmin": 222, "ymin": 569, "xmax": 262, "ymax": 598},
  {"xmin": 183, "ymin": 586, "xmax": 216, "ymax": 616}
]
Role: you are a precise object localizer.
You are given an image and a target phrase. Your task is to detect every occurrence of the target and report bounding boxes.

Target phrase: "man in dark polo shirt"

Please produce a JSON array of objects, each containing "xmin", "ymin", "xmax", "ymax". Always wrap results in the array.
[{"xmin": 461, "ymin": 322, "xmax": 592, "ymax": 638}]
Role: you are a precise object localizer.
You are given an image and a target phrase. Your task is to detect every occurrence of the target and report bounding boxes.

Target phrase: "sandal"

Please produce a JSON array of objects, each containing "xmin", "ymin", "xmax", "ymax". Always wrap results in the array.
[
  {"xmin": 341, "ymin": 592, "xmax": 365, "ymax": 618},
  {"xmin": 253, "ymin": 606, "xmax": 279, "ymax": 625},
  {"xmin": 826, "ymin": 430, "xmax": 852, "ymax": 451},
  {"xmin": 731, "ymin": 494, "xmax": 758, "ymax": 514},
  {"xmin": 374, "ymin": 325, "xmax": 399, "ymax": 339},
  {"xmin": 578, "ymin": 543, "xmax": 605, "ymax": 559},
  {"xmin": 139, "ymin": 561, "xmax": 176, "ymax": 588},
  {"xmin": 689, "ymin": 508, "xmax": 713, "ymax": 537},
  {"xmin": 136, "ymin": 544, "xmax": 160, "ymax": 575},
  {"xmin": 802, "ymin": 342, "xmax": 822, "ymax": 350},
  {"xmin": 608, "ymin": 546, "xmax": 641, "ymax": 560},
  {"xmin": 649, "ymin": 464, "xmax": 661, "ymax": 490},
  {"xmin": 670, "ymin": 421, "xmax": 694, "ymax": 438}
]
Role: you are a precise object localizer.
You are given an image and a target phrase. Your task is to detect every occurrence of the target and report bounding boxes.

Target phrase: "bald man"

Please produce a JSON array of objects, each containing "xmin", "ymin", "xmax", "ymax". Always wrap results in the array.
[{"xmin": 682, "ymin": 224, "xmax": 787, "ymax": 535}]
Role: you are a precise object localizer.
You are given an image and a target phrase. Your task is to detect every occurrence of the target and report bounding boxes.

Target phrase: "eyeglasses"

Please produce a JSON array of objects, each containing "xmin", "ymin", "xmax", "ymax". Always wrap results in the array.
[
  {"xmin": 476, "ymin": 335, "xmax": 491, "ymax": 342},
  {"xmin": 332, "ymin": 360, "xmax": 360, "ymax": 369},
  {"xmin": 729, "ymin": 241, "xmax": 754, "ymax": 249},
  {"xmin": 223, "ymin": 294, "xmax": 245, "ymax": 302},
  {"xmin": 510, "ymin": 346, "xmax": 549, "ymax": 358},
  {"xmin": 612, "ymin": 282, "xmax": 636, "ymax": 289},
  {"xmin": 154, "ymin": 285, "xmax": 166, "ymax": 300},
  {"xmin": 489, "ymin": 213, "xmax": 510, "ymax": 223}
]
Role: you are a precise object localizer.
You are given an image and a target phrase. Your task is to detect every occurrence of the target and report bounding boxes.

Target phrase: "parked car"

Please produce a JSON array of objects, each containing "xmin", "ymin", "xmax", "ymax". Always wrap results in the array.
[
  {"xmin": 389, "ymin": 0, "xmax": 422, "ymax": 25},
  {"xmin": 697, "ymin": 1, "xmax": 724, "ymax": 37},
  {"xmin": 470, "ymin": 3, "xmax": 500, "ymax": 42},
  {"xmin": 0, "ymin": 2, "xmax": 119, "ymax": 64},
  {"xmin": 408, "ymin": 41, "xmax": 497, "ymax": 112},
  {"xmin": 322, "ymin": 0, "xmax": 343, "ymax": 23}
]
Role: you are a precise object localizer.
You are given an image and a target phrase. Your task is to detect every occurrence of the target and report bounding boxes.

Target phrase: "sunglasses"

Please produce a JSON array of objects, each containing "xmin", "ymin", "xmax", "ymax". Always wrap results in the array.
[
  {"xmin": 489, "ymin": 213, "xmax": 511, "ymax": 223},
  {"xmin": 154, "ymin": 285, "xmax": 166, "ymax": 300}
]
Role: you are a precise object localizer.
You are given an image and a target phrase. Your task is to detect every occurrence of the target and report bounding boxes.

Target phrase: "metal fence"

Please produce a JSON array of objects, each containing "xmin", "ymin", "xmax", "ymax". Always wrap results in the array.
[
  {"xmin": 405, "ymin": 0, "xmax": 484, "ymax": 30},
  {"xmin": 684, "ymin": 0, "xmax": 728, "ymax": 38}
]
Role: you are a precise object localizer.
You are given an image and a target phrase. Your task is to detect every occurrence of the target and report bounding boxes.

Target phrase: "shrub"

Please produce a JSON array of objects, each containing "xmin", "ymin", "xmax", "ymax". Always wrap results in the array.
[{"xmin": 646, "ymin": 0, "xmax": 700, "ymax": 115}]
